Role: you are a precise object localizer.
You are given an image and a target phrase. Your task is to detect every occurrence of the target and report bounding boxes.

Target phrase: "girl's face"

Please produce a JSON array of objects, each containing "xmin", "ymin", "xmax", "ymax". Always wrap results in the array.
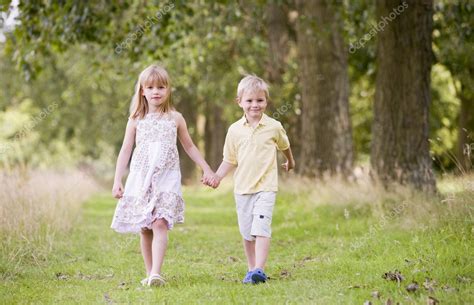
[{"xmin": 142, "ymin": 84, "xmax": 168, "ymax": 109}]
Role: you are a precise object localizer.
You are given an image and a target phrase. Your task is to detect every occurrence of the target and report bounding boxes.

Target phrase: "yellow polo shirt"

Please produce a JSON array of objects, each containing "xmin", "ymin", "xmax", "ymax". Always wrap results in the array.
[{"xmin": 223, "ymin": 113, "xmax": 290, "ymax": 194}]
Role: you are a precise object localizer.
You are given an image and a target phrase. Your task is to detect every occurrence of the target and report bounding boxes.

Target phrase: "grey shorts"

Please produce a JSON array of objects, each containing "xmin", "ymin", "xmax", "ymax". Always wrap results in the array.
[{"xmin": 234, "ymin": 191, "xmax": 276, "ymax": 241}]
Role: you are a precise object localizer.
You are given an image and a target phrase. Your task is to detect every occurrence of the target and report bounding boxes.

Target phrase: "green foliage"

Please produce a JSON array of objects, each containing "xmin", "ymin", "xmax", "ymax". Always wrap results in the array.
[
  {"xmin": 430, "ymin": 64, "xmax": 461, "ymax": 170},
  {"xmin": 349, "ymin": 75, "xmax": 374, "ymax": 163},
  {"xmin": 0, "ymin": 0, "xmax": 470, "ymax": 171},
  {"xmin": 432, "ymin": 0, "xmax": 473, "ymax": 170},
  {"xmin": 344, "ymin": 0, "xmax": 376, "ymax": 82},
  {"xmin": 433, "ymin": 0, "xmax": 473, "ymax": 94}
]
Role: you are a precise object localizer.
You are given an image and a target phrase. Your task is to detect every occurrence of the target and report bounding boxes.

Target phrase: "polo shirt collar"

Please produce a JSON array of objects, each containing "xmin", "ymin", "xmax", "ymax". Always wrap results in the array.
[{"xmin": 241, "ymin": 113, "xmax": 269, "ymax": 126}]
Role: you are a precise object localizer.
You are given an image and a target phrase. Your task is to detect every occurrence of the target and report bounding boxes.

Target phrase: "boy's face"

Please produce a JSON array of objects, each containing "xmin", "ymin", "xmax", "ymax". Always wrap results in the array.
[{"xmin": 238, "ymin": 90, "xmax": 267, "ymax": 121}]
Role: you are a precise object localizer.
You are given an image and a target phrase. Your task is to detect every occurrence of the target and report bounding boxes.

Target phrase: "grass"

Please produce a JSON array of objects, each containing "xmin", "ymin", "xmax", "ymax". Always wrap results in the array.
[
  {"xmin": 0, "ymin": 177, "xmax": 473, "ymax": 304},
  {"xmin": 0, "ymin": 169, "xmax": 98, "ymax": 239}
]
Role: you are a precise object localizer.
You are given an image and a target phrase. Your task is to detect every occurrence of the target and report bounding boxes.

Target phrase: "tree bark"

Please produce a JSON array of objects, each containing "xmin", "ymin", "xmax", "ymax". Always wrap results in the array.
[
  {"xmin": 204, "ymin": 104, "xmax": 226, "ymax": 171},
  {"xmin": 295, "ymin": 0, "xmax": 353, "ymax": 177},
  {"xmin": 264, "ymin": 2, "xmax": 303, "ymax": 164},
  {"xmin": 265, "ymin": 2, "xmax": 290, "ymax": 85},
  {"xmin": 176, "ymin": 90, "xmax": 197, "ymax": 184},
  {"xmin": 371, "ymin": 0, "xmax": 436, "ymax": 192}
]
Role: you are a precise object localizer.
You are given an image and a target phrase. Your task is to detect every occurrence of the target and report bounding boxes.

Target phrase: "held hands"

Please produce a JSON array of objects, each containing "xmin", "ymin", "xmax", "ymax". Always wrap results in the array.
[
  {"xmin": 281, "ymin": 157, "xmax": 296, "ymax": 172},
  {"xmin": 112, "ymin": 181, "xmax": 124, "ymax": 199},
  {"xmin": 201, "ymin": 170, "xmax": 220, "ymax": 189}
]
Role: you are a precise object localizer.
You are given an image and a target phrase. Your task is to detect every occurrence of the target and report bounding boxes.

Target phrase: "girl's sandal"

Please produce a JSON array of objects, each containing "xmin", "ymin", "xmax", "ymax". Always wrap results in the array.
[
  {"xmin": 147, "ymin": 274, "xmax": 166, "ymax": 287},
  {"xmin": 140, "ymin": 277, "xmax": 148, "ymax": 286}
]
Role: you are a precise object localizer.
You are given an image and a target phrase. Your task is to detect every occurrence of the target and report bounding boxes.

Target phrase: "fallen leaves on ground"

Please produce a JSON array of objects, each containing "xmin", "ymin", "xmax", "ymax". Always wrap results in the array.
[
  {"xmin": 406, "ymin": 281, "xmax": 419, "ymax": 292},
  {"xmin": 382, "ymin": 270, "xmax": 404, "ymax": 283}
]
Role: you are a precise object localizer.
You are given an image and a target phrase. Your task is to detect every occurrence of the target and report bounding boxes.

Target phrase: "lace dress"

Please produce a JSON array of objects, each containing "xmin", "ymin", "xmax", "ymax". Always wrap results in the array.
[{"xmin": 111, "ymin": 112, "xmax": 185, "ymax": 234}]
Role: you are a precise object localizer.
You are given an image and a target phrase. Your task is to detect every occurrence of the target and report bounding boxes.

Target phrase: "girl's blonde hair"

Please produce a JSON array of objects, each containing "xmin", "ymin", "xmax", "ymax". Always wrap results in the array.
[
  {"xmin": 130, "ymin": 65, "xmax": 173, "ymax": 119},
  {"xmin": 236, "ymin": 75, "xmax": 270, "ymax": 103}
]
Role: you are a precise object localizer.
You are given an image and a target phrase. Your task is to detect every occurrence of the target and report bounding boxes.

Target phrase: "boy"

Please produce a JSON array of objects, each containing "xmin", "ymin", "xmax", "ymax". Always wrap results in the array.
[{"xmin": 206, "ymin": 75, "xmax": 295, "ymax": 284}]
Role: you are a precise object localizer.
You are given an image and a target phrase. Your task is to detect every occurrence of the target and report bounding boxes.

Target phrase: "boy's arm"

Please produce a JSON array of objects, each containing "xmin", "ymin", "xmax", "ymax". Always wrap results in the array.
[
  {"xmin": 275, "ymin": 122, "xmax": 294, "ymax": 171},
  {"xmin": 281, "ymin": 147, "xmax": 295, "ymax": 171},
  {"xmin": 205, "ymin": 126, "xmax": 237, "ymax": 188},
  {"xmin": 215, "ymin": 160, "xmax": 236, "ymax": 182},
  {"xmin": 203, "ymin": 160, "xmax": 234, "ymax": 189}
]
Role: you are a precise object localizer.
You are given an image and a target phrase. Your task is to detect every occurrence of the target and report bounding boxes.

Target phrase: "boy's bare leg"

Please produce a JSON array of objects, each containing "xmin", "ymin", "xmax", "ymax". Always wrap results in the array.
[
  {"xmin": 255, "ymin": 236, "xmax": 270, "ymax": 270},
  {"xmin": 140, "ymin": 229, "xmax": 153, "ymax": 275},
  {"xmin": 243, "ymin": 239, "xmax": 256, "ymax": 271}
]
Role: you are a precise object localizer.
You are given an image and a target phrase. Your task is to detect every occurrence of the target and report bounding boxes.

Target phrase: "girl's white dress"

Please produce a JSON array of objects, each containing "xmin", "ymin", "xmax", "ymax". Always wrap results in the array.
[{"xmin": 111, "ymin": 112, "xmax": 185, "ymax": 234}]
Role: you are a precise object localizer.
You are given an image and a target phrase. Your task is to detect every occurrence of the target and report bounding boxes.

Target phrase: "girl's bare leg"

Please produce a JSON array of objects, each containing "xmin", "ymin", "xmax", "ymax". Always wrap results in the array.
[
  {"xmin": 150, "ymin": 218, "xmax": 168, "ymax": 275},
  {"xmin": 140, "ymin": 229, "xmax": 153, "ymax": 275}
]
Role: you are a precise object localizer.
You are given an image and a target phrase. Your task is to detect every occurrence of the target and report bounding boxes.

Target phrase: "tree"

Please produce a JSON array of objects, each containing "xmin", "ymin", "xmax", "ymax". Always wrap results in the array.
[
  {"xmin": 371, "ymin": 0, "xmax": 436, "ymax": 192},
  {"xmin": 265, "ymin": 2, "xmax": 290, "ymax": 85},
  {"xmin": 295, "ymin": 0, "xmax": 353, "ymax": 177}
]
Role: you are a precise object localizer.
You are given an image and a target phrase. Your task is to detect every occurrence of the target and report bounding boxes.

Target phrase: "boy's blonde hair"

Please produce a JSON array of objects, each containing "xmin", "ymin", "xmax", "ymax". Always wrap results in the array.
[
  {"xmin": 236, "ymin": 75, "xmax": 270, "ymax": 102},
  {"xmin": 130, "ymin": 65, "xmax": 173, "ymax": 119}
]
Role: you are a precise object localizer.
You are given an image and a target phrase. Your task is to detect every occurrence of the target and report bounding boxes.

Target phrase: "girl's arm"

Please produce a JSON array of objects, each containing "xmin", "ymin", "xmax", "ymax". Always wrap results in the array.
[
  {"xmin": 112, "ymin": 118, "xmax": 137, "ymax": 198},
  {"xmin": 175, "ymin": 112, "xmax": 215, "ymax": 181}
]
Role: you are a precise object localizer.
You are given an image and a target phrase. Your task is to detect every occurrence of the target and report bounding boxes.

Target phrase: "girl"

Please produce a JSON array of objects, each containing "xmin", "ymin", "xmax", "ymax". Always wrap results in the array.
[{"xmin": 111, "ymin": 64, "xmax": 216, "ymax": 287}]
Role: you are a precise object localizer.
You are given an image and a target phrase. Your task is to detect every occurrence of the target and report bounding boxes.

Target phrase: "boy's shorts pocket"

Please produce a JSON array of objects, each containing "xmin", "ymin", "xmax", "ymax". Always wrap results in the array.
[
  {"xmin": 250, "ymin": 214, "xmax": 272, "ymax": 238},
  {"xmin": 252, "ymin": 192, "xmax": 276, "ymax": 218},
  {"xmin": 250, "ymin": 192, "xmax": 276, "ymax": 238}
]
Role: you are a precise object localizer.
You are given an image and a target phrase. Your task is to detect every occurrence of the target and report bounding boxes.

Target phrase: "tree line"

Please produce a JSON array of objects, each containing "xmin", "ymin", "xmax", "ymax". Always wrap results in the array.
[{"xmin": 0, "ymin": 0, "xmax": 471, "ymax": 193}]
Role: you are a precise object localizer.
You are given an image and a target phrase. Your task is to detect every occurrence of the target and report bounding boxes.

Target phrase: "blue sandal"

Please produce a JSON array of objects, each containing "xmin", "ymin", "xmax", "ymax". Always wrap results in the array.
[
  {"xmin": 251, "ymin": 268, "xmax": 267, "ymax": 284},
  {"xmin": 242, "ymin": 271, "xmax": 253, "ymax": 284}
]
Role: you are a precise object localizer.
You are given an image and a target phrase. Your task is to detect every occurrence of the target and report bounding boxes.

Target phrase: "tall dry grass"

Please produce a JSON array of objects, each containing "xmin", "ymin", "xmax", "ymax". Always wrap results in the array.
[
  {"xmin": 279, "ymin": 167, "xmax": 474, "ymax": 228},
  {"xmin": 0, "ymin": 168, "xmax": 99, "ymax": 262}
]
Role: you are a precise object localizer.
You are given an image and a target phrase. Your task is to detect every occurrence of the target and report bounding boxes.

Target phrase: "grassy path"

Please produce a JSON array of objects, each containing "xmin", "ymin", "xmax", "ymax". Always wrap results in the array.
[{"xmin": 1, "ymin": 187, "xmax": 472, "ymax": 304}]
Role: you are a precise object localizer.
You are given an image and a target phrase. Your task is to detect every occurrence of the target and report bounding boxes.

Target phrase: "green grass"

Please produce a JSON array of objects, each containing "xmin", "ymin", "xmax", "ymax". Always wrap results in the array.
[{"xmin": 1, "ymin": 186, "xmax": 473, "ymax": 304}]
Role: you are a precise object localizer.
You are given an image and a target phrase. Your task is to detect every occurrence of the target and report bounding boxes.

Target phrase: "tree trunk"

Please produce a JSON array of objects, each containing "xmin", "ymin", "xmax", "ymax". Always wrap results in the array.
[
  {"xmin": 295, "ymin": 0, "xmax": 353, "ymax": 177},
  {"xmin": 264, "ymin": 2, "xmax": 303, "ymax": 165},
  {"xmin": 265, "ymin": 2, "xmax": 289, "ymax": 85},
  {"xmin": 176, "ymin": 89, "xmax": 197, "ymax": 184},
  {"xmin": 204, "ymin": 104, "xmax": 226, "ymax": 171},
  {"xmin": 371, "ymin": 0, "xmax": 436, "ymax": 192}
]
